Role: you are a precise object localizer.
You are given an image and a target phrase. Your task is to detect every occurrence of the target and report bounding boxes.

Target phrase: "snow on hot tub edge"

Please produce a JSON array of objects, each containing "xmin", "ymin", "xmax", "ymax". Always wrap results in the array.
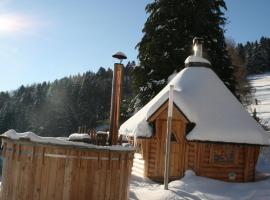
[{"xmin": 1, "ymin": 129, "xmax": 134, "ymax": 151}]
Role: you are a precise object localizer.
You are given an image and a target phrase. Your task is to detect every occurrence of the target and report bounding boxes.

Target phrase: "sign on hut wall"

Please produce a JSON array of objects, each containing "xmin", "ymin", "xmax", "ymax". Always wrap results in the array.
[{"xmin": 209, "ymin": 144, "xmax": 237, "ymax": 165}]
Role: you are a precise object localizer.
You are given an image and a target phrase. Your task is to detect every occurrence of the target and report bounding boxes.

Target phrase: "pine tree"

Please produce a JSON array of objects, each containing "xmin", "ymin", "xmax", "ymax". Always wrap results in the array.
[
  {"xmin": 240, "ymin": 37, "xmax": 270, "ymax": 74},
  {"xmin": 120, "ymin": 61, "xmax": 135, "ymax": 124},
  {"xmin": 226, "ymin": 38, "xmax": 251, "ymax": 105},
  {"xmin": 247, "ymin": 41, "xmax": 268, "ymax": 74},
  {"xmin": 133, "ymin": 0, "xmax": 236, "ymax": 108}
]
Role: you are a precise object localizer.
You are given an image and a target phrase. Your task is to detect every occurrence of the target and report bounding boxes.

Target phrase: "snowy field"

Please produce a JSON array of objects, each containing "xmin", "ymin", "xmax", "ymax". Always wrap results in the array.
[
  {"xmin": 129, "ymin": 73, "xmax": 270, "ymax": 200},
  {"xmin": 249, "ymin": 72, "xmax": 270, "ymax": 127}
]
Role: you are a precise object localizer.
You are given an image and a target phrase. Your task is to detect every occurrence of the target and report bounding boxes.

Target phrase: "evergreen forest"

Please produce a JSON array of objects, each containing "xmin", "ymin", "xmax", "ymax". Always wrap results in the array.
[
  {"xmin": 0, "ymin": 63, "xmax": 134, "ymax": 136},
  {"xmin": 236, "ymin": 37, "xmax": 270, "ymax": 74}
]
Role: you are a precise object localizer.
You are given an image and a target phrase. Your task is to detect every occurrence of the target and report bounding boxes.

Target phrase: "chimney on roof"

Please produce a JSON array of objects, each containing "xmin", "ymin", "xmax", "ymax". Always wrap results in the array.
[
  {"xmin": 193, "ymin": 37, "xmax": 203, "ymax": 57},
  {"xmin": 184, "ymin": 37, "xmax": 211, "ymax": 67}
]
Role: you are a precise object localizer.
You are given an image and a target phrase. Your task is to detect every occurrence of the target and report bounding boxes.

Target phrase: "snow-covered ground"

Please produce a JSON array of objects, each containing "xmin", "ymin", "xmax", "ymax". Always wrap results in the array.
[
  {"xmin": 249, "ymin": 72, "xmax": 270, "ymax": 127},
  {"xmin": 130, "ymin": 171, "xmax": 270, "ymax": 200},
  {"xmin": 129, "ymin": 72, "xmax": 270, "ymax": 200}
]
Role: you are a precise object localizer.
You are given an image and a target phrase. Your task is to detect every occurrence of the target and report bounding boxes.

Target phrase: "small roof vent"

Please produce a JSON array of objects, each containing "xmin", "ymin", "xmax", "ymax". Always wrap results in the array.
[{"xmin": 185, "ymin": 37, "xmax": 211, "ymax": 67}]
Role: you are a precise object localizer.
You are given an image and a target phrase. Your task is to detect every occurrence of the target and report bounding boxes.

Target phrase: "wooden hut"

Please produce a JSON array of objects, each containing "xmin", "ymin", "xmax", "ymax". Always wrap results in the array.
[{"xmin": 119, "ymin": 40, "xmax": 270, "ymax": 182}]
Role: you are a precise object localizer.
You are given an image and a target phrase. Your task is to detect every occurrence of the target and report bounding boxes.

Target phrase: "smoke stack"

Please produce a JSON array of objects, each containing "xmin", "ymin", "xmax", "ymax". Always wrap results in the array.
[
  {"xmin": 185, "ymin": 37, "xmax": 211, "ymax": 67},
  {"xmin": 108, "ymin": 52, "xmax": 127, "ymax": 145}
]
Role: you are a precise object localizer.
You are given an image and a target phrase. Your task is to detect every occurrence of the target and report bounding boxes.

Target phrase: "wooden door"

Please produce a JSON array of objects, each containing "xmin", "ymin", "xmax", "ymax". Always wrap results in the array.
[
  {"xmin": 155, "ymin": 119, "xmax": 186, "ymax": 179},
  {"xmin": 146, "ymin": 103, "xmax": 188, "ymax": 180}
]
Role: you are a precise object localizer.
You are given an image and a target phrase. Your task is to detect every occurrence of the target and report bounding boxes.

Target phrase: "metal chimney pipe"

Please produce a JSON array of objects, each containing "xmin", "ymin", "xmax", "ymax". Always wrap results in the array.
[{"xmin": 193, "ymin": 37, "xmax": 203, "ymax": 57}]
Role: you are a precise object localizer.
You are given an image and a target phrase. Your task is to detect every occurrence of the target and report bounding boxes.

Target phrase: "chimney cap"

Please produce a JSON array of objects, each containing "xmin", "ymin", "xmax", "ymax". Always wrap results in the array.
[
  {"xmin": 185, "ymin": 37, "xmax": 211, "ymax": 67},
  {"xmin": 112, "ymin": 51, "xmax": 127, "ymax": 60},
  {"xmin": 193, "ymin": 37, "xmax": 204, "ymax": 45}
]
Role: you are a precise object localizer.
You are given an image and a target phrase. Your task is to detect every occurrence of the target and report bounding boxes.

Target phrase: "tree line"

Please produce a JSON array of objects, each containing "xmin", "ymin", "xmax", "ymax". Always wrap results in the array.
[
  {"xmin": 0, "ymin": 63, "xmax": 134, "ymax": 136},
  {"xmin": 236, "ymin": 36, "xmax": 270, "ymax": 74}
]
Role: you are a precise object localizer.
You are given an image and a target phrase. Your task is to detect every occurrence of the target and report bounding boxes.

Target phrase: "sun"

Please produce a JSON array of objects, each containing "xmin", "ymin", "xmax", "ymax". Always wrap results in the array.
[{"xmin": 0, "ymin": 14, "xmax": 33, "ymax": 34}]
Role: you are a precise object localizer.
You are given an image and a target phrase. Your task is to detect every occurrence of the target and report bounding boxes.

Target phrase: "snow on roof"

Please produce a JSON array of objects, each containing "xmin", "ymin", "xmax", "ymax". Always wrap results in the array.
[
  {"xmin": 119, "ymin": 67, "xmax": 270, "ymax": 145},
  {"xmin": 184, "ymin": 55, "xmax": 211, "ymax": 66},
  {"xmin": 1, "ymin": 130, "xmax": 134, "ymax": 151}
]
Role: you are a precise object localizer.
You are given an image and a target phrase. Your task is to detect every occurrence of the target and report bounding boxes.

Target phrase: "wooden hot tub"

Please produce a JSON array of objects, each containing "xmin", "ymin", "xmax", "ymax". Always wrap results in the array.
[{"xmin": 0, "ymin": 132, "xmax": 134, "ymax": 200}]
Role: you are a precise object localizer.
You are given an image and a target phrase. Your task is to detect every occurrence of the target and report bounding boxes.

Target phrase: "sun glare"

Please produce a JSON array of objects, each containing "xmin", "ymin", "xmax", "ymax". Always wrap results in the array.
[{"xmin": 0, "ymin": 14, "xmax": 33, "ymax": 34}]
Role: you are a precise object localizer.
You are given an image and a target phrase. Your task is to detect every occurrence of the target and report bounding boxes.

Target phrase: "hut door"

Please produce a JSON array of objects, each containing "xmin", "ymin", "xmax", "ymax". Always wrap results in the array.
[{"xmin": 159, "ymin": 119, "xmax": 185, "ymax": 179}]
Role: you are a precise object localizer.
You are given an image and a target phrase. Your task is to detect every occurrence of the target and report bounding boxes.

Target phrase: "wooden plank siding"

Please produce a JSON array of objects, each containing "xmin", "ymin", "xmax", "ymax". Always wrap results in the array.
[
  {"xmin": 135, "ymin": 104, "xmax": 261, "ymax": 183},
  {"xmin": 1, "ymin": 138, "xmax": 134, "ymax": 200}
]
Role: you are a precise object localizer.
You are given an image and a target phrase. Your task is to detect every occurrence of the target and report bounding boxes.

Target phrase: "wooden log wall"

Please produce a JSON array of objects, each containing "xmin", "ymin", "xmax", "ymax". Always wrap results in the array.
[
  {"xmin": 138, "ymin": 138, "xmax": 260, "ymax": 182},
  {"xmin": 134, "ymin": 103, "xmax": 261, "ymax": 183},
  {"xmin": 1, "ymin": 138, "xmax": 134, "ymax": 200},
  {"xmin": 184, "ymin": 142, "xmax": 260, "ymax": 182}
]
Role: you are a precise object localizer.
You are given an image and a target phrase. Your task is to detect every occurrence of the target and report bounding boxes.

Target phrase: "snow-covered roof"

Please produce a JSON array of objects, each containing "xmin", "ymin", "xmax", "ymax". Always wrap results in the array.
[
  {"xmin": 119, "ymin": 67, "xmax": 270, "ymax": 145},
  {"xmin": 184, "ymin": 55, "xmax": 211, "ymax": 66}
]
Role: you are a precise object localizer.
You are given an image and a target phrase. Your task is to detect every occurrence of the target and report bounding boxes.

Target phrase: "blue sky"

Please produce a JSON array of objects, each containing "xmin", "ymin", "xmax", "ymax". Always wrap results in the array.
[
  {"xmin": 225, "ymin": 0, "xmax": 270, "ymax": 43},
  {"xmin": 0, "ymin": 0, "xmax": 269, "ymax": 91}
]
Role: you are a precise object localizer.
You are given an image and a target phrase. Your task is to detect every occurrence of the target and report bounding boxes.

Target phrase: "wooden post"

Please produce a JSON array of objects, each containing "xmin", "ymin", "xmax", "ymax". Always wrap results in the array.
[
  {"xmin": 109, "ymin": 63, "xmax": 123, "ymax": 145},
  {"xmin": 164, "ymin": 85, "xmax": 174, "ymax": 190}
]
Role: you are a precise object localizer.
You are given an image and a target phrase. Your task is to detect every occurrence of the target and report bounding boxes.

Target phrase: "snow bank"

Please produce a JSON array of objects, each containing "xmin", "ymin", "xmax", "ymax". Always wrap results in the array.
[
  {"xmin": 130, "ymin": 170, "xmax": 270, "ymax": 200},
  {"xmin": 1, "ymin": 130, "xmax": 134, "ymax": 151},
  {"xmin": 120, "ymin": 67, "xmax": 270, "ymax": 145}
]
